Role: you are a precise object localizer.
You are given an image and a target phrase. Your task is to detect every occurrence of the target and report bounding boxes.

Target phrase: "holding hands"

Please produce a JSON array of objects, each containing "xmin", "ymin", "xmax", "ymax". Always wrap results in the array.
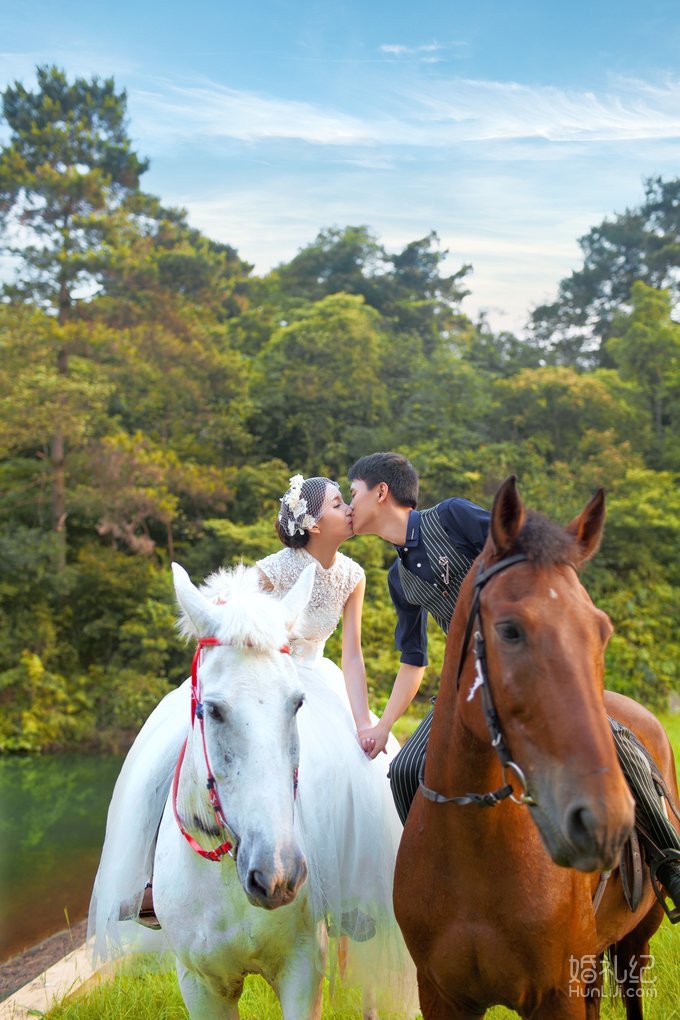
[{"xmin": 358, "ymin": 722, "xmax": 390, "ymax": 759}]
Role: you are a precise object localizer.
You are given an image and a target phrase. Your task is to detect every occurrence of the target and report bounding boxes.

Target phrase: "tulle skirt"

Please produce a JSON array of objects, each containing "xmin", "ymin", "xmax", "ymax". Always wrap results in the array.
[
  {"xmin": 88, "ymin": 656, "xmax": 417, "ymax": 1013},
  {"xmin": 88, "ymin": 681, "xmax": 187, "ymax": 962}
]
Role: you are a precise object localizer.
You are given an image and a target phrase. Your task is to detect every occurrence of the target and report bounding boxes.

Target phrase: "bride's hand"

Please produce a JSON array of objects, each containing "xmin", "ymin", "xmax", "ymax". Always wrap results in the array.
[
  {"xmin": 358, "ymin": 723, "xmax": 388, "ymax": 759},
  {"xmin": 361, "ymin": 736, "xmax": 376, "ymax": 756}
]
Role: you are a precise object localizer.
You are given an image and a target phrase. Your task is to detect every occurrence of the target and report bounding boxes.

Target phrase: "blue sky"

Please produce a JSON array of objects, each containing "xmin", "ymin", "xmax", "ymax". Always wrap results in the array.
[{"xmin": 2, "ymin": 0, "xmax": 679, "ymax": 332}]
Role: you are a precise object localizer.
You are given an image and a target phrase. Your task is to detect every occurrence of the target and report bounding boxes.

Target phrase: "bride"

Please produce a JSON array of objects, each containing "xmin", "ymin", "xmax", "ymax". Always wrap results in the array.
[{"xmin": 89, "ymin": 473, "xmax": 414, "ymax": 1007}]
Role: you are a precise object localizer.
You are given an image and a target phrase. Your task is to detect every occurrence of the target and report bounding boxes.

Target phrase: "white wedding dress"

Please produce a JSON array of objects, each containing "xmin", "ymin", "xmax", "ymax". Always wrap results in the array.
[{"xmin": 89, "ymin": 547, "xmax": 416, "ymax": 1011}]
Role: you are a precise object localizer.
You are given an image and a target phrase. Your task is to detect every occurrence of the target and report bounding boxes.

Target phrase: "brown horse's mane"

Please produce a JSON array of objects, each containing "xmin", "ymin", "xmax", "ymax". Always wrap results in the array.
[{"xmin": 506, "ymin": 510, "xmax": 577, "ymax": 567}]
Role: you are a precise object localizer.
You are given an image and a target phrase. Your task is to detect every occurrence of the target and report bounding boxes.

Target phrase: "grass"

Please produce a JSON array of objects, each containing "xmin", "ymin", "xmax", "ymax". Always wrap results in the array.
[
  {"xmin": 43, "ymin": 920, "xmax": 680, "ymax": 1020},
  {"xmin": 45, "ymin": 709, "xmax": 680, "ymax": 1019},
  {"xmin": 660, "ymin": 711, "xmax": 680, "ymax": 752},
  {"xmin": 45, "ymin": 961, "xmax": 405, "ymax": 1019}
]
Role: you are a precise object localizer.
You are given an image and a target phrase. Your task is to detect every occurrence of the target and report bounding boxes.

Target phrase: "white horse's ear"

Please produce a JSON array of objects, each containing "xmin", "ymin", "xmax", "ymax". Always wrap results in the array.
[
  {"xmin": 279, "ymin": 562, "xmax": 315, "ymax": 630},
  {"xmin": 172, "ymin": 562, "xmax": 221, "ymax": 637}
]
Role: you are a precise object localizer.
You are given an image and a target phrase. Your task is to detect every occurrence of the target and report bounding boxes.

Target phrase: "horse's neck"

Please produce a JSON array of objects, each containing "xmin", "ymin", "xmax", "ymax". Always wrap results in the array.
[
  {"xmin": 427, "ymin": 681, "xmax": 501, "ymax": 794},
  {"xmin": 423, "ymin": 686, "xmax": 537, "ymax": 876},
  {"xmin": 421, "ymin": 562, "xmax": 521, "ymax": 842},
  {"xmin": 425, "ymin": 564, "xmax": 502, "ymax": 797}
]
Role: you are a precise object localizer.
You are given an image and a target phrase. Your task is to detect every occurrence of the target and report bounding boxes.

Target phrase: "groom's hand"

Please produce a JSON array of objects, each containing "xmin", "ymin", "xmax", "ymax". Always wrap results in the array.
[{"xmin": 358, "ymin": 723, "xmax": 389, "ymax": 759}]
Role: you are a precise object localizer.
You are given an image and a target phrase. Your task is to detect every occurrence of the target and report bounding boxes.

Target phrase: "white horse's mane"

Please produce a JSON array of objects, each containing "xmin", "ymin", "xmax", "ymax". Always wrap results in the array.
[{"xmin": 177, "ymin": 563, "xmax": 289, "ymax": 652}]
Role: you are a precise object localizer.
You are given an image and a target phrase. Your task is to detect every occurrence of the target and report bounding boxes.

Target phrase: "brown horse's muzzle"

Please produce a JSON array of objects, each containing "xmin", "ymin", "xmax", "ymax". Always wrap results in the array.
[{"xmin": 531, "ymin": 771, "xmax": 635, "ymax": 873}]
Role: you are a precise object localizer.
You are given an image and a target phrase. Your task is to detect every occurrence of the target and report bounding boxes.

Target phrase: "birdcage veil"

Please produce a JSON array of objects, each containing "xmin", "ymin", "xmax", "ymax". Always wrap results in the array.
[{"xmin": 278, "ymin": 475, "xmax": 339, "ymax": 537}]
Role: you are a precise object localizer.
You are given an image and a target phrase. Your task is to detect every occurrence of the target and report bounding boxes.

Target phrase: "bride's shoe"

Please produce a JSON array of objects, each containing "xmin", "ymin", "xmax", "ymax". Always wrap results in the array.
[{"xmin": 340, "ymin": 909, "xmax": 376, "ymax": 942}]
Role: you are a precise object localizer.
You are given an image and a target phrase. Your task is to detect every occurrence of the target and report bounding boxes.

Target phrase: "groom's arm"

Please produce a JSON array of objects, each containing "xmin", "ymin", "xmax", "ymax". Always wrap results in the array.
[
  {"xmin": 358, "ymin": 561, "xmax": 428, "ymax": 758},
  {"xmin": 359, "ymin": 663, "xmax": 425, "ymax": 758}
]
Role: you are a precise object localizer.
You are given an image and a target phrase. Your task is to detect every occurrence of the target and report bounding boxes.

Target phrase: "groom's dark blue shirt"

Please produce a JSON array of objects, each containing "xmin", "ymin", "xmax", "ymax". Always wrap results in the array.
[{"xmin": 388, "ymin": 498, "xmax": 490, "ymax": 667}]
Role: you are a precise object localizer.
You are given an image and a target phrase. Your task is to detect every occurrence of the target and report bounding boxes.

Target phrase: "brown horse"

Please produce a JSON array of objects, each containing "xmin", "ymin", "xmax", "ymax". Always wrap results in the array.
[{"xmin": 394, "ymin": 477, "xmax": 679, "ymax": 1019}]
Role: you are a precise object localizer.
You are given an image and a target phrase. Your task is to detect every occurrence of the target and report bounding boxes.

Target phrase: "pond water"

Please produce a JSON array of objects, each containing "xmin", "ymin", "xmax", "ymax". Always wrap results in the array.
[{"xmin": 0, "ymin": 753, "xmax": 124, "ymax": 963}]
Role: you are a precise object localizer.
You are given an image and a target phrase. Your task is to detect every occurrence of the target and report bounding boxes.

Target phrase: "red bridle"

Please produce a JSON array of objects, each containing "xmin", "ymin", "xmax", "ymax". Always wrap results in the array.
[{"xmin": 172, "ymin": 635, "xmax": 295, "ymax": 862}]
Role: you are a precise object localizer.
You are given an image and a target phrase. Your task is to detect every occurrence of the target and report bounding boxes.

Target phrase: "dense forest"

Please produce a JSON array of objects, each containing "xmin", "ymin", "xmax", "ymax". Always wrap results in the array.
[{"xmin": 1, "ymin": 67, "xmax": 678, "ymax": 752}]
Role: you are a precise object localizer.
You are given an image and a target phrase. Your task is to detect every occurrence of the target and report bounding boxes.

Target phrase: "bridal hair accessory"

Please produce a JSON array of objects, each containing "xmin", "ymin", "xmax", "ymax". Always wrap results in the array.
[{"xmin": 278, "ymin": 475, "xmax": 339, "ymax": 537}]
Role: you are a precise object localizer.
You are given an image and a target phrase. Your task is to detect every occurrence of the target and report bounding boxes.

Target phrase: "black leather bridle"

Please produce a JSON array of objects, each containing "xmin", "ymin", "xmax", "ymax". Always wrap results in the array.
[{"xmin": 419, "ymin": 553, "xmax": 538, "ymax": 809}]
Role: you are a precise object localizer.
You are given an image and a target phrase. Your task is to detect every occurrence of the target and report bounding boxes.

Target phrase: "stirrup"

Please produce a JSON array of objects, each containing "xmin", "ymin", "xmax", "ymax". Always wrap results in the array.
[
  {"xmin": 137, "ymin": 881, "xmax": 162, "ymax": 930},
  {"xmin": 650, "ymin": 851, "xmax": 680, "ymax": 924},
  {"xmin": 137, "ymin": 910, "xmax": 162, "ymax": 930}
]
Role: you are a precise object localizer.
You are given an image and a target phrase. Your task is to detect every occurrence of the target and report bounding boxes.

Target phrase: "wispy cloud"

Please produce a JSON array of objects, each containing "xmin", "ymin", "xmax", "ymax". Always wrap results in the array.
[
  {"xmin": 1, "ymin": 1, "xmax": 678, "ymax": 339},
  {"xmin": 410, "ymin": 74, "xmax": 680, "ymax": 142},
  {"xmin": 132, "ymin": 73, "xmax": 680, "ymax": 152},
  {"xmin": 2, "ymin": 54, "xmax": 678, "ymax": 333},
  {"xmin": 133, "ymin": 81, "xmax": 384, "ymax": 146},
  {"xmin": 380, "ymin": 43, "xmax": 443, "ymax": 55},
  {"xmin": 379, "ymin": 41, "xmax": 446, "ymax": 63}
]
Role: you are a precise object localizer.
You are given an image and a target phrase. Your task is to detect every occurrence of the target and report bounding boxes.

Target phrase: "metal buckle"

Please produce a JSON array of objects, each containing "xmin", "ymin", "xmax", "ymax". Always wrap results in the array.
[{"xmin": 503, "ymin": 761, "xmax": 537, "ymax": 806}]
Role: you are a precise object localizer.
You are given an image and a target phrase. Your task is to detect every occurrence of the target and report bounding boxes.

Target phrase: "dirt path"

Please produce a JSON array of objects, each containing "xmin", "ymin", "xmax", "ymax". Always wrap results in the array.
[{"xmin": 0, "ymin": 920, "xmax": 87, "ymax": 1002}]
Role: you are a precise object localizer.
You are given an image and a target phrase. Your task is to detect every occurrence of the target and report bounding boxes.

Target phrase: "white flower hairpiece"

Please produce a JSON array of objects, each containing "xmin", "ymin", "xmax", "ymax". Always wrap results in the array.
[{"xmin": 279, "ymin": 474, "xmax": 317, "ymax": 535}]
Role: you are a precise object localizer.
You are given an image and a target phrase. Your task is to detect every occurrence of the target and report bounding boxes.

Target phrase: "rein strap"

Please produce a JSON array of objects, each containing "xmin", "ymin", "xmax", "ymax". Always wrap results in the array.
[{"xmin": 422, "ymin": 552, "xmax": 537, "ymax": 811}]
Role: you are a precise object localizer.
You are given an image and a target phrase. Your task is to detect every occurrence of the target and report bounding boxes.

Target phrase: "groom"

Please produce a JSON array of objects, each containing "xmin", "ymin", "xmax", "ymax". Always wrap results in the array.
[
  {"xmin": 347, "ymin": 453, "xmax": 488, "ymax": 807},
  {"xmin": 347, "ymin": 451, "xmax": 680, "ymax": 921}
]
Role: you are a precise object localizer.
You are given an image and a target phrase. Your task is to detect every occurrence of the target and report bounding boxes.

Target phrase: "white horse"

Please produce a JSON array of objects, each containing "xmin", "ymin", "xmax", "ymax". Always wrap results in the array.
[
  {"xmin": 153, "ymin": 561, "xmax": 333, "ymax": 1019},
  {"xmin": 153, "ymin": 563, "xmax": 330, "ymax": 1020}
]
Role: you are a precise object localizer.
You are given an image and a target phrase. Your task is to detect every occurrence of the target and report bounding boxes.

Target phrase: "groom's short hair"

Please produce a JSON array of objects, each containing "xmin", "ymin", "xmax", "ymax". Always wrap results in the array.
[{"xmin": 348, "ymin": 453, "xmax": 418, "ymax": 508}]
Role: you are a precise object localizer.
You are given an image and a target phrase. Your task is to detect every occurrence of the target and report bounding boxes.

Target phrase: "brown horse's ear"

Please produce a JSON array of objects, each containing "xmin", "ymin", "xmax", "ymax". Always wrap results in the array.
[
  {"xmin": 490, "ymin": 476, "xmax": 525, "ymax": 555},
  {"xmin": 565, "ymin": 488, "xmax": 606, "ymax": 566}
]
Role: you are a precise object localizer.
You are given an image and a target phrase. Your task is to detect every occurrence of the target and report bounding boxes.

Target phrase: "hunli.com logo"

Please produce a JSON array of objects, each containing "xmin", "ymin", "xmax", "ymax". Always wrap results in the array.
[{"xmin": 568, "ymin": 954, "xmax": 657, "ymax": 999}]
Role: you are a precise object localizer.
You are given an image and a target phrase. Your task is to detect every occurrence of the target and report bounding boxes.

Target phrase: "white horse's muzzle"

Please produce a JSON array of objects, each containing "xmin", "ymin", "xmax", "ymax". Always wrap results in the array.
[{"xmin": 239, "ymin": 838, "xmax": 308, "ymax": 909}]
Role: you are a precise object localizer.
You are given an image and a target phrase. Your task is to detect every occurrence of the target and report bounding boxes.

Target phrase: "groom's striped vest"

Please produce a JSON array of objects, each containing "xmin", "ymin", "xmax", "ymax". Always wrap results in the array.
[{"xmin": 396, "ymin": 504, "xmax": 476, "ymax": 634}]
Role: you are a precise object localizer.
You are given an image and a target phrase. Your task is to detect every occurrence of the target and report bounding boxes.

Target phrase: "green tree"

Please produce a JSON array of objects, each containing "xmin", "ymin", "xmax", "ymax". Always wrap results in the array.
[
  {"xmin": 590, "ymin": 467, "xmax": 680, "ymax": 706},
  {"xmin": 529, "ymin": 177, "xmax": 680, "ymax": 366},
  {"xmin": 606, "ymin": 282, "xmax": 680, "ymax": 468},
  {"xmin": 489, "ymin": 366, "xmax": 647, "ymax": 466},
  {"xmin": 0, "ymin": 303, "xmax": 113, "ymax": 530},
  {"xmin": 383, "ymin": 232, "xmax": 471, "ymax": 353},
  {"xmin": 250, "ymin": 293, "xmax": 390, "ymax": 476},
  {"xmin": 93, "ymin": 195, "xmax": 253, "ymax": 328},
  {"xmin": 72, "ymin": 431, "xmax": 233, "ymax": 561},
  {"xmin": 271, "ymin": 226, "xmax": 472, "ymax": 352},
  {"xmin": 274, "ymin": 226, "xmax": 388, "ymax": 307},
  {"xmin": 462, "ymin": 315, "xmax": 544, "ymax": 377},
  {"xmin": 0, "ymin": 66, "xmax": 149, "ymax": 565}
]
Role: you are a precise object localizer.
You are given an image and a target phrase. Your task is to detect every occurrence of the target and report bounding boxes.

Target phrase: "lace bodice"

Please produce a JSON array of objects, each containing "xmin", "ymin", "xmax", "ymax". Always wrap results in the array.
[{"xmin": 257, "ymin": 547, "xmax": 364, "ymax": 653}]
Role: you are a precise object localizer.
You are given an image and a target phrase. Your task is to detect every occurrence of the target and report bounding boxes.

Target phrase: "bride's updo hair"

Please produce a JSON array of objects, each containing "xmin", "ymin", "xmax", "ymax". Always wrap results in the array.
[
  {"xmin": 275, "ymin": 519, "xmax": 310, "ymax": 549},
  {"xmin": 276, "ymin": 475, "xmax": 339, "ymax": 549}
]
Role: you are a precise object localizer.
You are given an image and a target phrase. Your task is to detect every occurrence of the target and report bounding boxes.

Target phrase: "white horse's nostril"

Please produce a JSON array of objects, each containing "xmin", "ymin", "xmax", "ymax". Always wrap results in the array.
[{"xmin": 247, "ymin": 868, "xmax": 270, "ymax": 900}]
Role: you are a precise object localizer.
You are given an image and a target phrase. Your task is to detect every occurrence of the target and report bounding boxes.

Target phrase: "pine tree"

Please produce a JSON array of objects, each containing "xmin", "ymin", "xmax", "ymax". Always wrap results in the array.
[{"xmin": 0, "ymin": 66, "xmax": 148, "ymax": 566}]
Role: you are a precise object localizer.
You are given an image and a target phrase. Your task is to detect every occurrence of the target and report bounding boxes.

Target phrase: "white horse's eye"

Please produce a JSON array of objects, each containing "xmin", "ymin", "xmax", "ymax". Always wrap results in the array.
[
  {"xmin": 294, "ymin": 696, "xmax": 305, "ymax": 714},
  {"xmin": 206, "ymin": 702, "xmax": 226, "ymax": 723}
]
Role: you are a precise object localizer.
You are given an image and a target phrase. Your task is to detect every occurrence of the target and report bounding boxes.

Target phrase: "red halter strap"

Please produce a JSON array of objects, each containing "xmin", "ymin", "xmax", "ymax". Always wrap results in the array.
[
  {"xmin": 173, "ymin": 635, "xmax": 294, "ymax": 863},
  {"xmin": 190, "ymin": 637, "xmax": 221, "ymax": 726},
  {"xmin": 172, "ymin": 737, "xmax": 234, "ymax": 861}
]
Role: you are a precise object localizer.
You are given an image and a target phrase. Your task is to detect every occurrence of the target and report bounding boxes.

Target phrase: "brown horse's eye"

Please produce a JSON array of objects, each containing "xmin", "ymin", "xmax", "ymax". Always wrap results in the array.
[{"xmin": 496, "ymin": 622, "xmax": 523, "ymax": 644}]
